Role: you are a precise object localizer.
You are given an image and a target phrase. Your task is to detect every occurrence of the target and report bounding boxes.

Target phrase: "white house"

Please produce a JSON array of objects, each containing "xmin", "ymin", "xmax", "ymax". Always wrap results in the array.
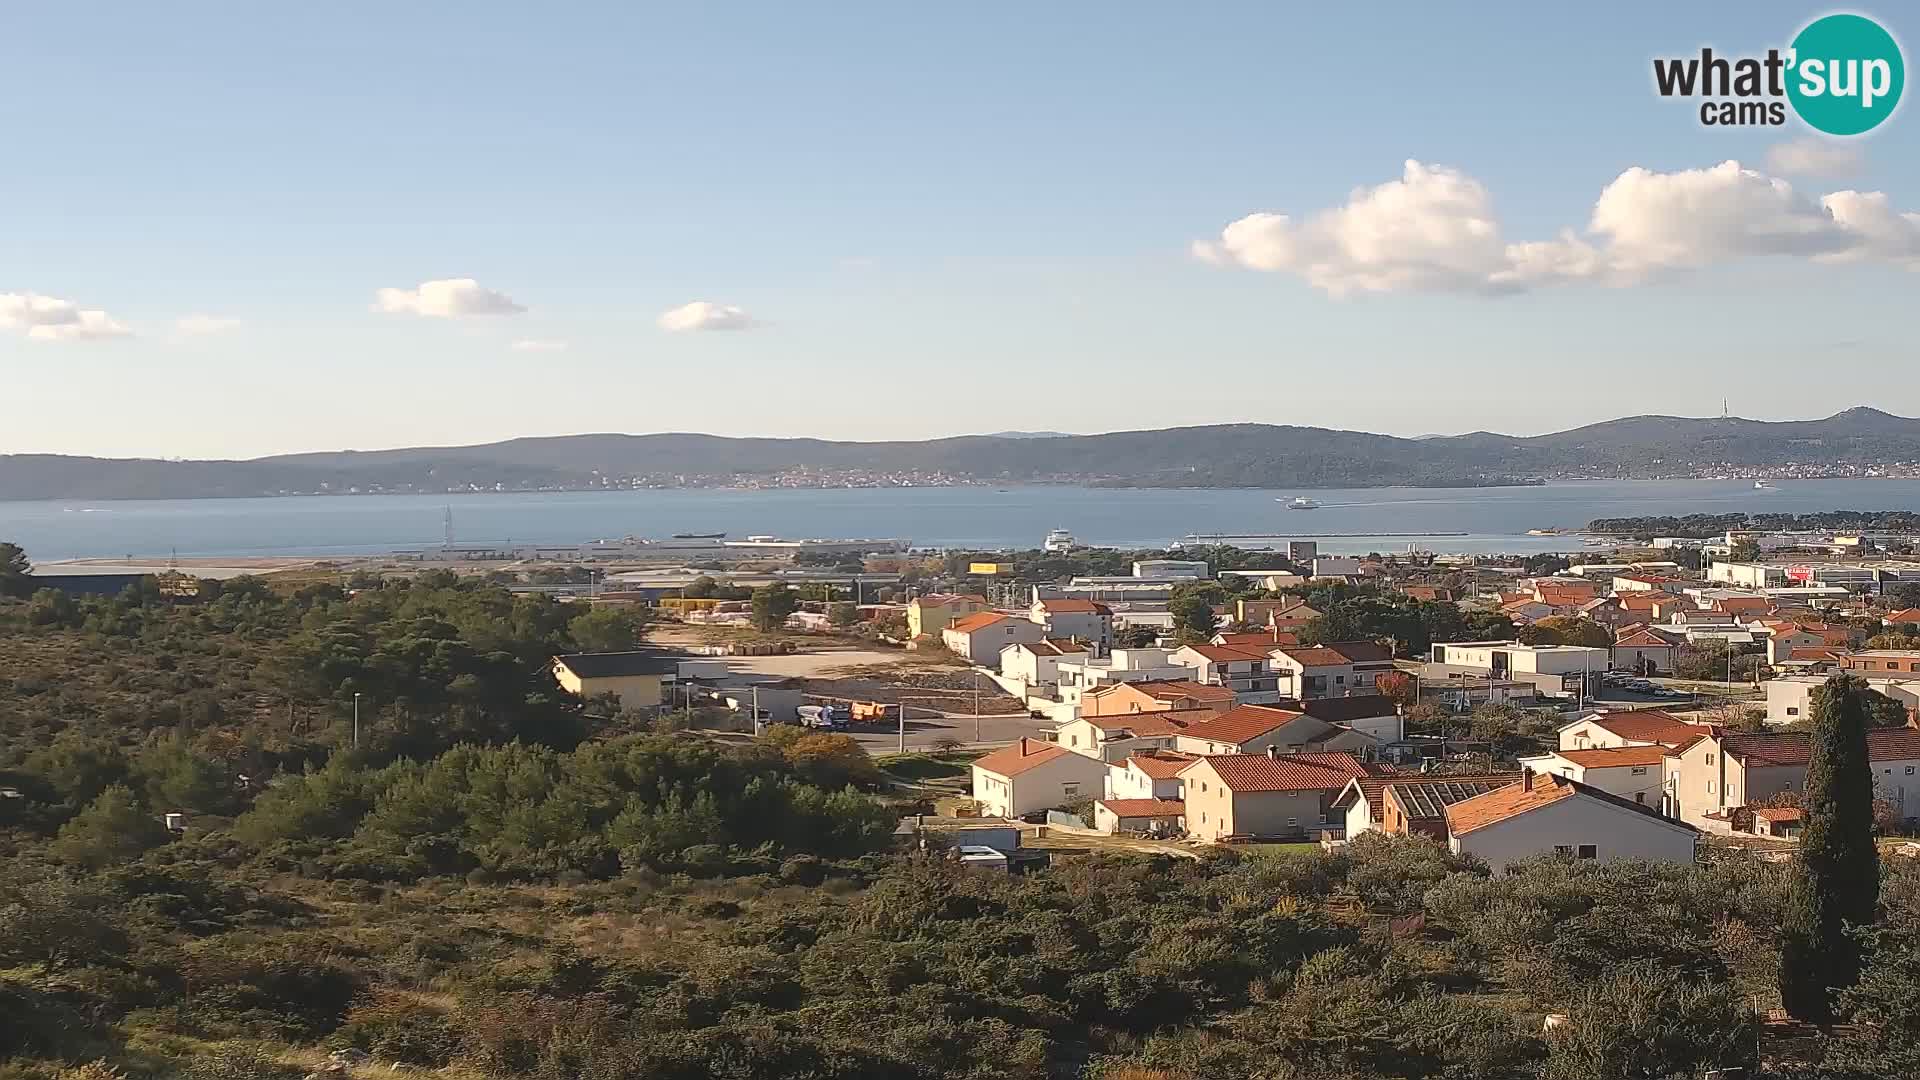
[
  {"xmin": 1172, "ymin": 704, "xmax": 1375, "ymax": 757},
  {"xmin": 1055, "ymin": 708, "xmax": 1212, "ymax": 762},
  {"xmin": 1030, "ymin": 598, "xmax": 1115, "ymax": 654},
  {"xmin": 1054, "ymin": 648, "xmax": 1194, "ymax": 705},
  {"xmin": 1268, "ymin": 641, "xmax": 1395, "ymax": 699},
  {"xmin": 999, "ymin": 638, "xmax": 1089, "ymax": 688},
  {"xmin": 1172, "ymin": 644, "xmax": 1282, "ymax": 700},
  {"xmin": 1091, "ymin": 798, "xmax": 1187, "ymax": 835},
  {"xmin": 969, "ymin": 737, "xmax": 1110, "ymax": 818},
  {"xmin": 1516, "ymin": 745, "xmax": 1669, "ymax": 808},
  {"xmin": 1106, "ymin": 749, "xmax": 1196, "ymax": 800},
  {"xmin": 943, "ymin": 611, "xmax": 1046, "ymax": 667},
  {"xmin": 1557, "ymin": 710, "xmax": 1704, "ymax": 751},
  {"xmin": 1444, "ymin": 772, "xmax": 1700, "ymax": 873}
]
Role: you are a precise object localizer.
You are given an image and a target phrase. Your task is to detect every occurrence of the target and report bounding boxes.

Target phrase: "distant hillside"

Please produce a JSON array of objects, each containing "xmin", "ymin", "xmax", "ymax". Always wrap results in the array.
[{"xmin": 4, "ymin": 407, "xmax": 1918, "ymax": 500}]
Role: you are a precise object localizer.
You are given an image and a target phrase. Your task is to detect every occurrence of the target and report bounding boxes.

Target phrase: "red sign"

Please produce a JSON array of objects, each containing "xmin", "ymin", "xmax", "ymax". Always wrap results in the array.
[{"xmin": 1786, "ymin": 565, "xmax": 1814, "ymax": 583}]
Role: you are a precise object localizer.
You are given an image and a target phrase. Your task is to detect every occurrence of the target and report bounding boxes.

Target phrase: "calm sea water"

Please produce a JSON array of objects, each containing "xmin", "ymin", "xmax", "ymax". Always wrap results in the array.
[{"xmin": 5, "ymin": 479, "xmax": 1920, "ymax": 561}]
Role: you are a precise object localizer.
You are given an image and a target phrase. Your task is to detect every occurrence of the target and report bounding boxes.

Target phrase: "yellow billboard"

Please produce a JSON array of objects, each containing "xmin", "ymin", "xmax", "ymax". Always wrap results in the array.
[{"xmin": 969, "ymin": 561, "xmax": 1014, "ymax": 575}]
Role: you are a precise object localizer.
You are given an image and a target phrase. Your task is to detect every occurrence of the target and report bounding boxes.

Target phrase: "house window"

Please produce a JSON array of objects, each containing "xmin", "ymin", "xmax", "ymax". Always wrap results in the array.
[
  {"xmin": 1553, "ymin": 845, "xmax": 1573, "ymax": 856},
  {"xmin": 1787, "ymin": 707, "xmax": 1800, "ymax": 716},
  {"xmin": 1908, "ymin": 766, "xmax": 1916, "ymax": 776},
  {"xmin": 1635, "ymin": 792, "xmax": 1646, "ymax": 804},
  {"xmin": 1706, "ymin": 753, "xmax": 1715, "ymax": 766},
  {"xmin": 1577, "ymin": 844, "xmax": 1597, "ymax": 859},
  {"xmin": 1200, "ymin": 812, "xmax": 1207, "ymax": 824},
  {"xmin": 1631, "ymin": 766, "xmax": 1647, "ymax": 775},
  {"xmin": 1062, "ymin": 783, "xmax": 1080, "ymax": 798},
  {"xmin": 1707, "ymin": 780, "xmax": 1715, "ymax": 794},
  {"xmin": 1286, "ymin": 817, "xmax": 1298, "ymax": 828}
]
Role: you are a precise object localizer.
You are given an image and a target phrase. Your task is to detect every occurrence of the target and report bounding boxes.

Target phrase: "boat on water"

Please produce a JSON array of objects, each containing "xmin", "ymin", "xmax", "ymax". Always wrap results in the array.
[
  {"xmin": 1753, "ymin": 480, "xmax": 1774, "ymax": 490},
  {"xmin": 1044, "ymin": 528, "xmax": 1075, "ymax": 552},
  {"xmin": 671, "ymin": 532, "xmax": 727, "ymax": 539},
  {"xmin": 1282, "ymin": 497, "xmax": 1321, "ymax": 510}
]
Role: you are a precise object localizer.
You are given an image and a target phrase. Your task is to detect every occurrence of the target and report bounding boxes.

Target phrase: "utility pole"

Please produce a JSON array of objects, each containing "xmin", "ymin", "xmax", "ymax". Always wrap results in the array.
[
  {"xmin": 351, "ymin": 692, "xmax": 362, "ymax": 748},
  {"xmin": 897, "ymin": 701, "xmax": 907, "ymax": 754},
  {"xmin": 974, "ymin": 670, "xmax": 982, "ymax": 744}
]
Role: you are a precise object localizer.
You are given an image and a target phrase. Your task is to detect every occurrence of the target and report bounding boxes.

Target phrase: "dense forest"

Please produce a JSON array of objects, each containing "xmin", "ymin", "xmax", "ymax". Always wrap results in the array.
[{"xmin": 5, "ymin": 568, "xmax": 1920, "ymax": 1078}]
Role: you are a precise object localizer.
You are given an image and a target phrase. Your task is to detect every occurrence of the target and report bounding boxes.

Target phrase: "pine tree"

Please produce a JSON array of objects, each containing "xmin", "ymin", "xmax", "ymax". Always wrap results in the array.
[{"xmin": 1779, "ymin": 673, "xmax": 1880, "ymax": 1022}]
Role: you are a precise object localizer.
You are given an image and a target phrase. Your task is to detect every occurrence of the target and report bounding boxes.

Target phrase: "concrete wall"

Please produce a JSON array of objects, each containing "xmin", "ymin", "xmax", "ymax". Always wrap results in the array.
[
  {"xmin": 555, "ymin": 668, "xmax": 663, "ymax": 709},
  {"xmin": 971, "ymin": 753, "xmax": 1108, "ymax": 818}
]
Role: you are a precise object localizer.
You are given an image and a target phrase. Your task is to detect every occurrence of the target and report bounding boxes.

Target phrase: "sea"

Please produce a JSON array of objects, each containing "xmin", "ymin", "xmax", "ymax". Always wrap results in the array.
[{"xmin": 5, "ymin": 478, "xmax": 1920, "ymax": 563}]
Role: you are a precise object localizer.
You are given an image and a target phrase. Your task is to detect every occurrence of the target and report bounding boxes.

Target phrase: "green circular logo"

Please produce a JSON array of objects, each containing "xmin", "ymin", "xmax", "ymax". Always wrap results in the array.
[{"xmin": 1787, "ymin": 13, "xmax": 1904, "ymax": 135}]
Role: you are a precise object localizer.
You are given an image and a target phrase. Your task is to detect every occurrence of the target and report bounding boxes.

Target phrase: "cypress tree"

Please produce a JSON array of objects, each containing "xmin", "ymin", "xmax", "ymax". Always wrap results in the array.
[{"xmin": 1778, "ymin": 673, "xmax": 1880, "ymax": 1022}]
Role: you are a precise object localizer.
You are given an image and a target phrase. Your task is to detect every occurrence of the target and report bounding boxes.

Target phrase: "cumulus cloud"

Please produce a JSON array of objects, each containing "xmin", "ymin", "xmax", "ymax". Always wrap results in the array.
[
  {"xmin": 1196, "ymin": 158, "xmax": 1920, "ymax": 294},
  {"xmin": 175, "ymin": 314, "xmax": 240, "ymax": 335},
  {"xmin": 509, "ymin": 338, "xmax": 568, "ymax": 352},
  {"xmin": 657, "ymin": 301, "xmax": 757, "ymax": 332},
  {"xmin": 0, "ymin": 292, "xmax": 132, "ymax": 341},
  {"xmin": 1766, "ymin": 136, "xmax": 1865, "ymax": 178},
  {"xmin": 374, "ymin": 277, "xmax": 525, "ymax": 317}
]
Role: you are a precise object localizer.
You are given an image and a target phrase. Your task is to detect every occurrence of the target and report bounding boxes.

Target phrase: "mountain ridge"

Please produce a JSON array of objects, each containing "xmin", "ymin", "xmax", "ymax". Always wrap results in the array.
[{"xmin": 4, "ymin": 408, "xmax": 1916, "ymax": 500}]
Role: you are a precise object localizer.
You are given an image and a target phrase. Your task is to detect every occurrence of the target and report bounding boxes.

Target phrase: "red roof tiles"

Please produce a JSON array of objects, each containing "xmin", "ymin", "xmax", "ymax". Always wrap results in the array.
[
  {"xmin": 972, "ymin": 737, "xmax": 1073, "ymax": 778},
  {"xmin": 1187, "ymin": 751, "xmax": 1385, "ymax": 792},
  {"xmin": 1096, "ymin": 798, "xmax": 1186, "ymax": 818}
]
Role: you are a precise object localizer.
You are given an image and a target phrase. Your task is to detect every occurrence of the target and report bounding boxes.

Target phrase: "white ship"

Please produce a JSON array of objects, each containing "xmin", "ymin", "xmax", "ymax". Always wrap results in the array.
[
  {"xmin": 1283, "ymin": 496, "xmax": 1321, "ymax": 510},
  {"xmin": 1753, "ymin": 480, "xmax": 1774, "ymax": 490},
  {"xmin": 1044, "ymin": 528, "xmax": 1075, "ymax": 552}
]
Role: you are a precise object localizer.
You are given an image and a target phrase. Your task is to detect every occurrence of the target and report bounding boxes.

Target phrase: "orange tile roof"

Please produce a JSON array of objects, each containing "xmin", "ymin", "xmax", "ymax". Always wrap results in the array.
[
  {"xmin": 1081, "ymin": 709, "xmax": 1213, "ymax": 736},
  {"xmin": 1273, "ymin": 645, "xmax": 1352, "ymax": 667},
  {"xmin": 1444, "ymin": 773, "xmax": 1577, "ymax": 834},
  {"xmin": 1583, "ymin": 711, "xmax": 1703, "ymax": 746},
  {"xmin": 1186, "ymin": 751, "xmax": 1385, "ymax": 793},
  {"xmin": 1014, "ymin": 639, "xmax": 1088, "ymax": 657},
  {"xmin": 1887, "ymin": 608, "xmax": 1920, "ymax": 623},
  {"xmin": 947, "ymin": 611, "xmax": 1012, "ymax": 634},
  {"xmin": 972, "ymin": 737, "xmax": 1074, "ymax": 778},
  {"xmin": 1177, "ymin": 704, "xmax": 1306, "ymax": 745},
  {"xmin": 1554, "ymin": 745, "xmax": 1672, "ymax": 768},
  {"xmin": 1616, "ymin": 627, "xmax": 1677, "ymax": 647},
  {"xmin": 1123, "ymin": 750, "xmax": 1199, "ymax": 779},
  {"xmin": 1132, "ymin": 680, "xmax": 1236, "ymax": 702},
  {"xmin": 1618, "ymin": 594, "xmax": 1661, "ymax": 610},
  {"xmin": 1385, "ymin": 775, "xmax": 1528, "ymax": 820},
  {"xmin": 1725, "ymin": 728, "xmax": 1920, "ymax": 768},
  {"xmin": 1183, "ymin": 644, "xmax": 1271, "ymax": 663},
  {"xmin": 1096, "ymin": 798, "xmax": 1186, "ymax": 817},
  {"xmin": 1751, "ymin": 806, "xmax": 1803, "ymax": 822}
]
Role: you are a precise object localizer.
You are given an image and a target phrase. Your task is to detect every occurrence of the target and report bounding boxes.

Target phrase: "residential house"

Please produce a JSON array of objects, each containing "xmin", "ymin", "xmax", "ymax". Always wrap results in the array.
[
  {"xmin": 970, "ymin": 738, "xmax": 1110, "ymax": 818},
  {"xmin": 1233, "ymin": 598, "xmax": 1316, "ymax": 628},
  {"xmin": 1711, "ymin": 595, "xmax": 1776, "ymax": 620},
  {"xmin": 1501, "ymin": 598, "xmax": 1557, "ymax": 624},
  {"xmin": 1283, "ymin": 693, "xmax": 1406, "ymax": 744},
  {"xmin": 1844, "ymin": 649, "xmax": 1920, "ymax": 676},
  {"xmin": 1213, "ymin": 628, "xmax": 1301, "ymax": 648},
  {"xmin": 1269, "ymin": 641, "xmax": 1394, "ymax": 699},
  {"xmin": 1885, "ymin": 607, "xmax": 1920, "ymax": 629},
  {"xmin": 1030, "ymin": 597, "xmax": 1115, "ymax": 654},
  {"xmin": 1765, "ymin": 674, "xmax": 1920, "ymax": 725},
  {"xmin": 1445, "ymin": 772, "xmax": 1700, "ymax": 873},
  {"xmin": 1173, "ymin": 704, "xmax": 1375, "ymax": 757},
  {"xmin": 1053, "ymin": 648, "xmax": 1195, "ymax": 706},
  {"xmin": 1091, "ymin": 798, "xmax": 1187, "ymax": 835},
  {"xmin": 551, "ymin": 651, "xmax": 680, "ymax": 709},
  {"xmin": 1334, "ymin": 773, "xmax": 1526, "ymax": 840},
  {"xmin": 1180, "ymin": 751, "xmax": 1388, "ymax": 841},
  {"xmin": 1401, "ymin": 585, "xmax": 1455, "ymax": 602},
  {"xmin": 1517, "ymin": 745, "xmax": 1669, "ymax": 807},
  {"xmin": 1612, "ymin": 573, "xmax": 1685, "ymax": 595},
  {"xmin": 1105, "ymin": 749, "xmax": 1198, "ymax": 800},
  {"xmin": 1428, "ymin": 641, "xmax": 1609, "ymax": 696},
  {"xmin": 1054, "ymin": 708, "xmax": 1214, "ymax": 761},
  {"xmin": 1173, "ymin": 644, "xmax": 1283, "ymax": 701},
  {"xmin": 1557, "ymin": 710, "xmax": 1704, "ymax": 752},
  {"xmin": 1578, "ymin": 597, "xmax": 1635, "ymax": 629},
  {"xmin": 907, "ymin": 593, "xmax": 988, "ymax": 639},
  {"xmin": 1662, "ymin": 728, "xmax": 1920, "ymax": 827},
  {"xmin": 1082, "ymin": 679, "xmax": 1237, "ymax": 717},
  {"xmin": 943, "ymin": 612, "xmax": 1047, "ymax": 666},
  {"xmin": 1614, "ymin": 625, "xmax": 1682, "ymax": 675},
  {"xmin": 1000, "ymin": 639, "xmax": 1089, "ymax": 688},
  {"xmin": 1747, "ymin": 806, "xmax": 1804, "ymax": 840}
]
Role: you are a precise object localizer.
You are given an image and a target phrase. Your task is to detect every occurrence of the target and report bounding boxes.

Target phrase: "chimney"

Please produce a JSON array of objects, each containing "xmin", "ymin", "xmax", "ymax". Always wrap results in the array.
[
  {"xmin": 1520, "ymin": 765, "xmax": 1534, "ymax": 787},
  {"xmin": 1266, "ymin": 744, "xmax": 1280, "ymax": 759}
]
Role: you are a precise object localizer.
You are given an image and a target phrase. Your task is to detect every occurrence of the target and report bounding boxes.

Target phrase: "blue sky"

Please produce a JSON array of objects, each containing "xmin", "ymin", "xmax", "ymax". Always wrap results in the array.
[{"xmin": 3, "ymin": 2, "xmax": 1914, "ymax": 458}]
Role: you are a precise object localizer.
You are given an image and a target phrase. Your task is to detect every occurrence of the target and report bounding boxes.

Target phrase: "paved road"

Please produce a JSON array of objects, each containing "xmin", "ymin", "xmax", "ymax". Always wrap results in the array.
[{"xmin": 845, "ymin": 708, "xmax": 1051, "ymax": 754}]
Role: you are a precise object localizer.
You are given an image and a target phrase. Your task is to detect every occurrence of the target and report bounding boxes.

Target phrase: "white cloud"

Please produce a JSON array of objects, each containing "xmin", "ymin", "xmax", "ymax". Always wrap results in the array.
[
  {"xmin": 1766, "ymin": 136, "xmax": 1865, "ymax": 178},
  {"xmin": 1197, "ymin": 158, "xmax": 1920, "ymax": 294},
  {"xmin": 0, "ymin": 292, "xmax": 132, "ymax": 341},
  {"xmin": 509, "ymin": 338, "xmax": 568, "ymax": 352},
  {"xmin": 175, "ymin": 314, "xmax": 240, "ymax": 335},
  {"xmin": 657, "ymin": 301, "xmax": 757, "ymax": 332},
  {"xmin": 374, "ymin": 277, "xmax": 525, "ymax": 317}
]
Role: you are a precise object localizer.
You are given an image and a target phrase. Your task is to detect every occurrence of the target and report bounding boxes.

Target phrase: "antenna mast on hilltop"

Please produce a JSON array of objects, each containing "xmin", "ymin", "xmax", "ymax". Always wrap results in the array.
[{"xmin": 1722, "ymin": 398, "xmax": 1730, "ymax": 420}]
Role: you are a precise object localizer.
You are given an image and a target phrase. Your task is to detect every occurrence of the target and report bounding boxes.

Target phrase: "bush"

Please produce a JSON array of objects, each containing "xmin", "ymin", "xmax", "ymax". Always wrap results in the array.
[
  {"xmin": 52, "ymin": 785, "xmax": 170, "ymax": 870},
  {"xmin": 334, "ymin": 990, "xmax": 459, "ymax": 1066}
]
